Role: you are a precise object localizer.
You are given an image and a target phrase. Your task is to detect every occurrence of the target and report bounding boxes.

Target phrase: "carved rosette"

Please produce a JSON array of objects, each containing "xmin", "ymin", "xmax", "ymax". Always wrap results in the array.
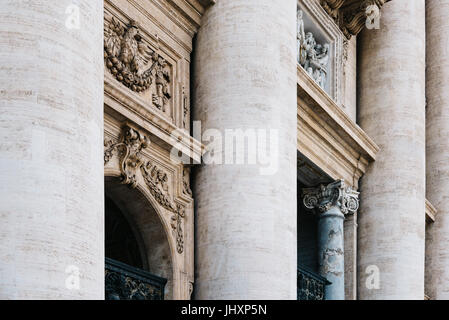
[
  {"xmin": 302, "ymin": 180, "xmax": 359, "ymax": 215},
  {"xmin": 104, "ymin": 125, "xmax": 149, "ymax": 188},
  {"xmin": 104, "ymin": 16, "xmax": 172, "ymax": 111}
]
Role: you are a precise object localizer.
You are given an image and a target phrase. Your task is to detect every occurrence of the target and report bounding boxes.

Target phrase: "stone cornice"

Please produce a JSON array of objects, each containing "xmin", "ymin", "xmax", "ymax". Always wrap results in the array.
[
  {"xmin": 321, "ymin": 0, "xmax": 389, "ymax": 39},
  {"xmin": 297, "ymin": 64, "xmax": 379, "ymax": 188},
  {"xmin": 105, "ymin": 72, "xmax": 204, "ymax": 164}
]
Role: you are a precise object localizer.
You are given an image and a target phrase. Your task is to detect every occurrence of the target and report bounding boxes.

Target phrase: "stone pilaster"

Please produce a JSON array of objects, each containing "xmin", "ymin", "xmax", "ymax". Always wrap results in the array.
[
  {"xmin": 358, "ymin": 0, "xmax": 426, "ymax": 299},
  {"xmin": 303, "ymin": 180, "xmax": 359, "ymax": 300},
  {"xmin": 425, "ymin": 0, "xmax": 449, "ymax": 300},
  {"xmin": 0, "ymin": 1, "xmax": 104, "ymax": 298},
  {"xmin": 193, "ymin": 0, "xmax": 297, "ymax": 299}
]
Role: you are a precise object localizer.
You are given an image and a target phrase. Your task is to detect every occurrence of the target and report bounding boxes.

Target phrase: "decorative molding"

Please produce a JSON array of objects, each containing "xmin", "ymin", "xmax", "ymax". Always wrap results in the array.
[
  {"xmin": 302, "ymin": 179, "xmax": 359, "ymax": 214},
  {"xmin": 297, "ymin": 64, "xmax": 379, "ymax": 188},
  {"xmin": 104, "ymin": 125, "xmax": 149, "ymax": 187}
]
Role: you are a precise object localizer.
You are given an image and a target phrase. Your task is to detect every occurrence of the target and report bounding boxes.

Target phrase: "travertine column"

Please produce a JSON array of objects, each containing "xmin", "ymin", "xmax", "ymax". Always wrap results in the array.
[
  {"xmin": 0, "ymin": 1, "xmax": 104, "ymax": 299},
  {"xmin": 193, "ymin": 0, "xmax": 297, "ymax": 299},
  {"xmin": 425, "ymin": 0, "xmax": 449, "ymax": 300},
  {"xmin": 303, "ymin": 180, "xmax": 359, "ymax": 300},
  {"xmin": 358, "ymin": 0, "xmax": 426, "ymax": 299}
]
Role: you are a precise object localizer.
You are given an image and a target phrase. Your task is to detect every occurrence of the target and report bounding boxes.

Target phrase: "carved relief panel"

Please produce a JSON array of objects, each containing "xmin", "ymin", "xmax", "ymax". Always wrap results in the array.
[
  {"xmin": 104, "ymin": 0, "xmax": 201, "ymax": 134},
  {"xmin": 297, "ymin": 0, "xmax": 345, "ymax": 106}
]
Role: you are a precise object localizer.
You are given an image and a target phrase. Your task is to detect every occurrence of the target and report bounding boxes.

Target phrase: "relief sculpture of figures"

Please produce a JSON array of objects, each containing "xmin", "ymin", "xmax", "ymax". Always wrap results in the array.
[
  {"xmin": 297, "ymin": 10, "xmax": 307, "ymax": 66},
  {"xmin": 297, "ymin": 10, "xmax": 329, "ymax": 90}
]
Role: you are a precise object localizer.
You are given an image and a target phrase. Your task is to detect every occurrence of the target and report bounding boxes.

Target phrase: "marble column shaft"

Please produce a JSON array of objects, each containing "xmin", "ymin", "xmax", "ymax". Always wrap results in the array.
[
  {"xmin": 358, "ymin": 0, "xmax": 426, "ymax": 299},
  {"xmin": 0, "ymin": 1, "xmax": 104, "ymax": 299},
  {"xmin": 303, "ymin": 180, "xmax": 359, "ymax": 300},
  {"xmin": 193, "ymin": 0, "xmax": 297, "ymax": 299},
  {"xmin": 425, "ymin": 0, "xmax": 449, "ymax": 300}
]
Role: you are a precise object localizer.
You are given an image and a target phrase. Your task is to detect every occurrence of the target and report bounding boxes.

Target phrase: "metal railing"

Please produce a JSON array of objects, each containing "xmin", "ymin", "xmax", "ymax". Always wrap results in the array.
[
  {"xmin": 297, "ymin": 265, "xmax": 331, "ymax": 300},
  {"xmin": 105, "ymin": 257, "xmax": 167, "ymax": 300}
]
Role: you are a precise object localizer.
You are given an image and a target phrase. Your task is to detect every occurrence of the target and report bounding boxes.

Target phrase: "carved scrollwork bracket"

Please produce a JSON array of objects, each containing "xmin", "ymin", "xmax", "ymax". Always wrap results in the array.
[
  {"xmin": 302, "ymin": 179, "xmax": 359, "ymax": 215},
  {"xmin": 104, "ymin": 125, "xmax": 185, "ymax": 254},
  {"xmin": 104, "ymin": 125, "xmax": 149, "ymax": 187}
]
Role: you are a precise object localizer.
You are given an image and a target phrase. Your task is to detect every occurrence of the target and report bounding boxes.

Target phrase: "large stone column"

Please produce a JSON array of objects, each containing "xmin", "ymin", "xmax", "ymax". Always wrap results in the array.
[
  {"xmin": 303, "ymin": 180, "xmax": 359, "ymax": 300},
  {"xmin": 358, "ymin": 0, "xmax": 426, "ymax": 299},
  {"xmin": 425, "ymin": 0, "xmax": 449, "ymax": 300},
  {"xmin": 0, "ymin": 1, "xmax": 104, "ymax": 299},
  {"xmin": 193, "ymin": 0, "xmax": 297, "ymax": 299}
]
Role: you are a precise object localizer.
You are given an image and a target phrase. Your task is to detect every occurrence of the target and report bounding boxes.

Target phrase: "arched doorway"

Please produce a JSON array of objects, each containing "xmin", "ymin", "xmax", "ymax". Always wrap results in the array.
[{"xmin": 104, "ymin": 177, "xmax": 173, "ymax": 300}]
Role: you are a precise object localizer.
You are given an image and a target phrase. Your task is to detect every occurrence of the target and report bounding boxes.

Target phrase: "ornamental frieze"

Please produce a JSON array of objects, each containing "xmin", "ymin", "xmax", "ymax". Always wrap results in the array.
[{"xmin": 104, "ymin": 17, "xmax": 171, "ymax": 112}]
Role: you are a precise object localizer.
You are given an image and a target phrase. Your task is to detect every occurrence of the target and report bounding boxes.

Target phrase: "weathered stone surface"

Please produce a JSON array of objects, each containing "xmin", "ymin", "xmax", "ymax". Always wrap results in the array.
[
  {"xmin": 0, "ymin": 0, "xmax": 104, "ymax": 298},
  {"xmin": 357, "ymin": 0, "xmax": 426, "ymax": 300},
  {"xmin": 425, "ymin": 0, "xmax": 449, "ymax": 300},
  {"xmin": 193, "ymin": 0, "xmax": 297, "ymax": 299}
]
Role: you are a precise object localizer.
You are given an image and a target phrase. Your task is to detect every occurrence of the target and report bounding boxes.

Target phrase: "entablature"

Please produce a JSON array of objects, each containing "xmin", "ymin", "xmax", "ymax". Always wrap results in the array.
[{"xmin": 297, "ymin": 64, "xmax": 379, "ymax": 188}]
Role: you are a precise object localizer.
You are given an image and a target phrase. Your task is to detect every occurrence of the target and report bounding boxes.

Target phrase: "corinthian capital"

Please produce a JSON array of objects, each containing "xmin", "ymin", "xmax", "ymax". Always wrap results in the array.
[{"xmin": 302, "ymin": 180, "xmax": 359, "ymax": 214}]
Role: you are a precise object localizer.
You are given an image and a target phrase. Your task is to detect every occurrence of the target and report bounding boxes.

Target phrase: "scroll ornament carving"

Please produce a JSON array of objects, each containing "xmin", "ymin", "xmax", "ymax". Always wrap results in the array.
[
  {"xmin": 141, "ymin": 161, "xmax": 186, "ymax": 254},
  {"xmin": 141, "ymin": 161, "xmax": 175, "ymax": 212},
  {"xmin": 297, "ymin": 10, "xmax": 330, "ymax": 90},
  {"xmin": 302, "ymin": 180, "xmax": 359, "ymax": 214},
  {"xmin": 104, "ymin": 17, "xmax": 171, "ymax": 111},
  {"xmin": 104, "ymin": 126, "xmax": 149, "ymax": 188},
  {"xmin": 171, "ymin": 204, "xmax": 185, "ymax": 254}
]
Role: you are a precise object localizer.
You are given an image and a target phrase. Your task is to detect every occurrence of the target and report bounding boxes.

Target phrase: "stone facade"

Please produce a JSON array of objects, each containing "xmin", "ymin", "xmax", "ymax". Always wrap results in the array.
[{"xmin": 0, "ymin": 0, "xmax": 449, "ymax": 300}]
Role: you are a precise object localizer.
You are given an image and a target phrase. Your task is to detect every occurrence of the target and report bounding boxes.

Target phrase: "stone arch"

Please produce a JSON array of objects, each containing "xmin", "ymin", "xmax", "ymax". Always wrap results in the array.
[{"xmin": 105, "ymin": 174, "xmax": 175, "ymax": 299}]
